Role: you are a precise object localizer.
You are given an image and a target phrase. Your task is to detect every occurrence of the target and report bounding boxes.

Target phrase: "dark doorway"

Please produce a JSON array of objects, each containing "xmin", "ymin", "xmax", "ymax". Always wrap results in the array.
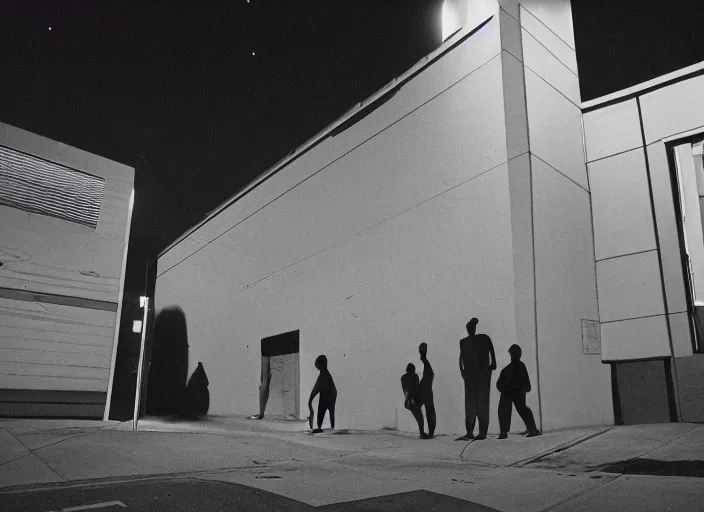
[{"xmin": 612, "ymin": 359, "xmax": 676, "ymax": 425}]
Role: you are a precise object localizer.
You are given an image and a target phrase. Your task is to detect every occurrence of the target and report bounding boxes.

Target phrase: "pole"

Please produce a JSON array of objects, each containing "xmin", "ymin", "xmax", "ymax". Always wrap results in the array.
[{"xmin": 132, "ymin": 297, "xmax": 149, "ymax": 432}]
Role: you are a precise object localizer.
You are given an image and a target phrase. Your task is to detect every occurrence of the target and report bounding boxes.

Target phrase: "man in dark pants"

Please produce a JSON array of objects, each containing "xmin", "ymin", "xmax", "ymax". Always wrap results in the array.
[
  {"xmin": 418, "ymin": 342, "xmax": 436, "ymax": 438},
  {"xmin": 457, "ymin": 318, "xmax": 496, "ymax": 441}
]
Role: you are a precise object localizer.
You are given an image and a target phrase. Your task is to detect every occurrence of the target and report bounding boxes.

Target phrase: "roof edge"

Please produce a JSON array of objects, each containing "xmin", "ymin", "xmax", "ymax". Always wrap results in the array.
[
  {"xmin": 581, "ymin": 60, "xmax": 704, "ymax": 112},
  {"xmin": 158, "ymin": 14, "xmax": 496, "ymax": 259}
]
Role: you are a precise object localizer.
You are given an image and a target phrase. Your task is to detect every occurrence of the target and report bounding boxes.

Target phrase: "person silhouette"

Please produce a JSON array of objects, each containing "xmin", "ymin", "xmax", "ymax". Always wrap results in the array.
[
  {"xmin": 401, "ymin": 363, "xmax": 427, "ymax": 439},
  {"xmin": 496, "ymin": 344, "xmax": 540, "ymax": 439},
  {"xmin": 309, "ymin": 355, "xmax": 337, "ymax": 433},
  {"xmin": 418, "ymin": 343, "xmax": 436, "ymax": 438},
  {"xmin": 181, "ymin": 362, "xmax": 209, "ymax": 419},
  {"xmin": 456, "ymin": 318, "xmax": 496, "ymax": 441}
]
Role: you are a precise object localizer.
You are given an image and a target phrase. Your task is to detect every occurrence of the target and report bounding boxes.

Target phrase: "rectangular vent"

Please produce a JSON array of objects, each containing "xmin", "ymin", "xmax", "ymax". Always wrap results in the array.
[{"xmin": 0, "ymin": 145, "xmax": 105, "ymax": 228}]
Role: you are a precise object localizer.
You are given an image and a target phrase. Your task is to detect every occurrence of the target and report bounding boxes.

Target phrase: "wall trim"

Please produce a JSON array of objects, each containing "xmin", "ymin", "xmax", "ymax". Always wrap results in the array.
[
  {"xmin": 104, "ymin": 188, "xmax": 135, "ymax": 420},
  {"xmin": 582, "ymin": 60, "xmax": 704, "ymax": 113},
  {"xmin": 0, "ymin": 287, "xmax": 117, "ymax": 312}
]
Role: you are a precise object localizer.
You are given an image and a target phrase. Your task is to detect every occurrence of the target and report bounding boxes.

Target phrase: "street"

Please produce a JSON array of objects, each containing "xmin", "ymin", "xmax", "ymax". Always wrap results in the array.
[
  {"xmin": 1, "ymin": 418, "xmax": 702, "ymax": 512},
  {"xmin": 3, "ymin": 478, "xmax": 500, "ymax": 512}
]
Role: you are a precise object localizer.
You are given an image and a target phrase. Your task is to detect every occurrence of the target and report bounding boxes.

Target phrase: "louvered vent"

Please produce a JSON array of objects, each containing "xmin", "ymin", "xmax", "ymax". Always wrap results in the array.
[{"xmin": 0, "ymin": 145, "xmax": 105, "ymax": 228}]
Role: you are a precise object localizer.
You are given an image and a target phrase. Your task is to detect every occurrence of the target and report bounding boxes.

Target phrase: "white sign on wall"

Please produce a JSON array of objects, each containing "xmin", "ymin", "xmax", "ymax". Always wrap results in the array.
[{"xmin": 581, "ymin": 319, "xmax": 601, "ymax": 355}]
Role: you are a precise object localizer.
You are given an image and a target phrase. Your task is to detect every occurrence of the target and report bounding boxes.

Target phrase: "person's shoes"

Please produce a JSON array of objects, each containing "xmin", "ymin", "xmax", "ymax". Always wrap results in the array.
[
  {"xmin": 474, "ymin": 434, "xmax": 487, "ymax": 440},
  {"xmin": 248, "ymin": 414, "xmax": 264, "ymax": 420},
  {"xmin": 420, "ymin": 433, "xmax": 429, "ymax": 439},
  {"xmin": 311, "ymin": 428, "xmax": 323, "ymax": 434},
  {"xmin": 455, "ymin": 434, "xmax": 474, "ymax": 441},
  {"xmin": 520, "ymin": 430, "xmax": 529, "ymax": 436},
  {"xmin": 525, "ymin": 430, "xmax": 541, "ymax": 438},
  {"xmin": 498, "ymin": 432, "xmax": 508, "ymax": 439}
]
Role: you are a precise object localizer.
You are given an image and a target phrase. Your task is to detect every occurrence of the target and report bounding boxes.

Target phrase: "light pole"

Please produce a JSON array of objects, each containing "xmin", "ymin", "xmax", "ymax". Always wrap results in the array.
[{"xmin": 132, "ymin": 296, "xmax": 149, "ymax": 431}]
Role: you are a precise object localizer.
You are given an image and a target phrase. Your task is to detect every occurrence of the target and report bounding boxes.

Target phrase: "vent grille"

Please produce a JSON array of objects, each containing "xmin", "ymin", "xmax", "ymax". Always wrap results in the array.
[{"xmin": 0, "ymin": 145, "xmax": 105, "ymax": 228}]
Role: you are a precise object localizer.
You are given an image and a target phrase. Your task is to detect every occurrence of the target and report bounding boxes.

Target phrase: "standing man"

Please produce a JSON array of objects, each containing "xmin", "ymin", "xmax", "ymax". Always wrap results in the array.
[
  {"xmin": 418, "ymin": 342, "xmax": 436, "ymax": 438},
  {"xmin": 456, "ymin": 318, "xmax": 496, "ymax": 441}
]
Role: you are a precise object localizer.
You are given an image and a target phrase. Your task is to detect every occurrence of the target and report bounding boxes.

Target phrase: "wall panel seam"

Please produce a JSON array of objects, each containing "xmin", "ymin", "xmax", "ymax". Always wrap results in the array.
[
  {"xmin": 600, "ymin": 312, "xmax": 668, "ymax": 325},
  {"xmin": 636, "ymin": 97, "xmax": 681, "ymax": 418},
  {"xmin": 531, "ymin": 153, "xmax": 589, "ymax": 193},
  {"xmin": 595, "ymin": 248, "xmax": 658, "ymax": 263},
  {"xmin": 519, "ymin": 1, "xmax": 542, "ymax": 428},
  {"xmin": 239, "ymin": 159, "xmax": 514, "ymax": 293},
  {"xmin": 519, "ymin": 5, "xmax": 575, "ymax": 50},
  {"xmin": 586, "ymin": 145, "xmax": 644, "ymax": 165},
  {"xmin": 525, "ymin": 65, "xmax": 580, "ymax": 110},
  {"xmin": 521, "ymin": 28, "xmax": 577, "ymax": 78}
]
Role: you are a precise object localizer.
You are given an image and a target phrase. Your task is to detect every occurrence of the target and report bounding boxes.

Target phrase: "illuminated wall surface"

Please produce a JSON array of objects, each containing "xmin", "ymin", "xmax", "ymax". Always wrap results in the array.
[
  {"xmin": 157, "ymin": 0, "xmax": 704, "ymax": 430},
  {"xmin": 0, "ymin": 122, "xmax": 134, "ymax": 418}
]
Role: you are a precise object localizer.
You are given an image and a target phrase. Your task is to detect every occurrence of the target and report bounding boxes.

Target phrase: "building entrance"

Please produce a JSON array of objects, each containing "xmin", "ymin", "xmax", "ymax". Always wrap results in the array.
[{"xmin": 260, "ymin": 330, "xmax": 300, "ymax": 418}]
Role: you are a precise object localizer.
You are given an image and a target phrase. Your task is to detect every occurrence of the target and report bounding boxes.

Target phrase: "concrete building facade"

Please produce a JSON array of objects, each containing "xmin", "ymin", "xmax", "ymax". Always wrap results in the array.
[
  {"xmin": 0, "ymin": 122, "xmax": 134, "ymax": 418},
  {"xmin": 154, "ymin": 0, "xmax": 703, "ymax": 433}
]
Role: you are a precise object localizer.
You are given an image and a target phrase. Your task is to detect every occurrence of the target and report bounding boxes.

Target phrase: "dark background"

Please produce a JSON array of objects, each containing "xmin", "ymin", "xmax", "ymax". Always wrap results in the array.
[
  {"xmin": 1, "ymin": 0, "xmax": 703, "ymax": 416},
  {"xmin": 2, "ymin": 0, "xmax": 704, "ymax": 294}
]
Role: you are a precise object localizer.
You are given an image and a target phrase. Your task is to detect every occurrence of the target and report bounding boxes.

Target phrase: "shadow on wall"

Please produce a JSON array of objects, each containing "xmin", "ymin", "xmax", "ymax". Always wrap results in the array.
[
  {"xmin": 146, "ymin": 307, "xmax": 189, "ymax": 415},
  {"xmin": 180, "ymin": 362, "xmax": 210, "ymax": 419}
]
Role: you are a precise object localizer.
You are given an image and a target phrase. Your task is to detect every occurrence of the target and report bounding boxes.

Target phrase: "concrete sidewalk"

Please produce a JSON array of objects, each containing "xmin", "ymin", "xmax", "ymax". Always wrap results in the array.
[{"xmin": 1, "ymin": 417, "xmax": 702, "ymax": 511}]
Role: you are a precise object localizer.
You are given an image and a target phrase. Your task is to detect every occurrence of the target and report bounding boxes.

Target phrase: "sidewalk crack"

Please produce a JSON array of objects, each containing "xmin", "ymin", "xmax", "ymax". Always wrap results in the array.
[{"xmin": 2, "ymin": 430, "xmax": 66, "ymax": 482}]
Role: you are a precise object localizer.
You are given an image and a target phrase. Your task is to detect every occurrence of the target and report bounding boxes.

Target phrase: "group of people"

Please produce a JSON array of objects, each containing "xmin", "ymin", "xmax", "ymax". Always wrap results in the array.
[
  {"xmin": 405, "ymin": 317, "xmax": 540, "ymax": 440},
  {"xmin": 253, "ymin": 317, "xmax": 541, "ymax": 439}
]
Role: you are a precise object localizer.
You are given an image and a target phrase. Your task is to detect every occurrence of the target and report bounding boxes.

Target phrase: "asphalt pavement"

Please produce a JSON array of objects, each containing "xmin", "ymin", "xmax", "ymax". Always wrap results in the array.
[
  {"xmin": 3, "ymin": 478, "xmax": 500, "ymax": 512},
  {"xmin": 1, "ymin": 417, "xmax": 702, "ymax": 512}
]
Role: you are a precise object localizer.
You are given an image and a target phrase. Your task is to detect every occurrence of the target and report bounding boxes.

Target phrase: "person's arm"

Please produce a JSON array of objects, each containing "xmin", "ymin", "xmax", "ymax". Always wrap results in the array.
[
  {"xmin": 459, "ymin": 351, "xmax": 465, "ymax": 378},
  {"xmin": 488, "ymin": 338, "xmax": 497, "ymax": 371},
  {"xmin": 422, "ymin": 357, "xmax": 433, "ymax": 377},
  {"xmin": 308, "ymin": 376, "xmax": 321, "ymax": 406}
]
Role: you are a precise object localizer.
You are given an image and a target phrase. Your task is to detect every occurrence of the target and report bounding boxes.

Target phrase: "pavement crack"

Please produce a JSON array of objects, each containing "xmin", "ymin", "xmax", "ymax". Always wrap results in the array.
[{"xmin": 513, "ymin": 428, "xmax": 612, "ymax": 468}]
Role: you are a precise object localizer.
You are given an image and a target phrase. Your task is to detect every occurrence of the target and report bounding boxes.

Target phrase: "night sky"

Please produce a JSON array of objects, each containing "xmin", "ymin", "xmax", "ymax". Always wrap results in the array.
[{"xmin": 1, "ymin": 0, "xmax": 703, "ymax": 295}]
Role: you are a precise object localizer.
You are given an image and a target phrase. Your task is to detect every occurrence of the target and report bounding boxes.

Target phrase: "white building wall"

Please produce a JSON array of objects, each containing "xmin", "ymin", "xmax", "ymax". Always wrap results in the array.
[
  {"xmin": 583, "ymin": 70, "xmax": 704, "ymax": 363},
  {"xmin": 156, "ymin": 18, "xmax": 525, "ymax": 434},
  {"xmin": 516, "ymin": 1, "xmax": 612, "ymax": 429},
  {"xmin": 0, "ymin": 122, "xmax": 134, "ymax": 408}
]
